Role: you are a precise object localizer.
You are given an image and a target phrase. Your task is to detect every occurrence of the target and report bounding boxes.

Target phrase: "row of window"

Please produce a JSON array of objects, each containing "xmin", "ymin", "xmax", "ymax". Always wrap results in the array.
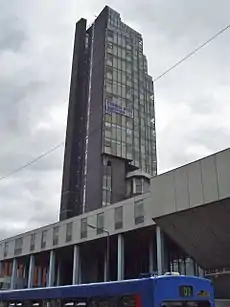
[
  {"xmin": 107, "ymin": 41, "xmax": 135, "ymax": 62},
  {"xmin": 0, "ymin": 295, "xmax": 138, "ymax": 307},
  {"xmin": 104, "ymin": 97, "xmax": 153, "ymax": 120},
  {"xmin": 107, "ymin": 20, "xmax": 142, "ymax": 47},
  {"xmin": 103, "ymin": 122, "xmax": 154, "ymax": 148},
  {"xmin": 103, "ymin": 137, "xmax": 154, "ymax": 170},
  {"xmin": 107, "ymin": 25, "xmax": 135, "ymax": 45},
  {"xmin": 106, "ymin": 53, "xmax": 147, "ymax": 84},
  {"xmin": 108, "ymin": 10, "xmax": 142, "ymax": 42},
  {"xmin": 104, "ymin": 84, "xmax": 154, "ymax": 120},
  {"xmin": 104, "ymin": 114, "xmax": 154, "ymax": 141},
  {"xmin": 104, "ymin": 91, "xmax": 154, "ymax": 118},
  {"xmin": 3, "ymin": 201, "xmax": 145, "ymax": 257}
]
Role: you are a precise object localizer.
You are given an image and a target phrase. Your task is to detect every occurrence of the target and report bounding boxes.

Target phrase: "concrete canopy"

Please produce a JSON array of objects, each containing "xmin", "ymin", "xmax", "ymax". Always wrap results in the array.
[
  {"xmin": 148, "ymin": 148, "xmax": 230, "ymax": 270},
  {"xmin": 155, "ymin": 198, "xmax": 230, "ymax": 269}
]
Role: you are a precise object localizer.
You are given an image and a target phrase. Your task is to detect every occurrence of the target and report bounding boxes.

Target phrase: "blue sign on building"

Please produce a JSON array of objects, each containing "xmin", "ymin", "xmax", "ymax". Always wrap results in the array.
[{"xmin": 105, "ymin": 100, "xmax": 133, "ymax": 118}]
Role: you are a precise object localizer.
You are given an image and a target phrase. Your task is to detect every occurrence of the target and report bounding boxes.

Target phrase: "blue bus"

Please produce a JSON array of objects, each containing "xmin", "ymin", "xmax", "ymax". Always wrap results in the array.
[{"xmin": 0, "ymin": 274, "xmax": 214, "ymax": 307}]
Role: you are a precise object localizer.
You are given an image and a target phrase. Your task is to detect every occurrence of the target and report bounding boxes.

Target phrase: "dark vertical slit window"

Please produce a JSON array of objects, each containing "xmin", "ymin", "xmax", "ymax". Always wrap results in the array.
[
  {"xmin": 3, "ymin": 242, "xmax": 8, "ymax": 257},
  {"xmin": 14, "ymin": 237, "xmax": 23, "ymax": 256},
  {"xmin": 81, "ymin": 218, "xmax": 87, "ymax": 238},
  {"xmin": 41, "ymin": 230, "xmax": 47, "ymax": 249},
  {"xmin": 114, "ymin": 206, "xmax": 123, "ymax": 229},
  {"xmin": 97, "ymin": 213, "xmax": 104, "ymax": 235},
  {"xmin": 66, "ymin": 222, "xmax": 73, "ymax": 242},
  {"xmin": 134, "ymin": 199, "xmax": 144, "ymax": 224},
  {"xmin": 102, "ymin": 160, "xmax": 112, "ymax": 206},
  {"xmin": 30, "ymin": 233, "xmax": 36, "ymax": 251},
  {"xmin": 53, "ymin": 226, "xmax": 59, "ymax": 246}
]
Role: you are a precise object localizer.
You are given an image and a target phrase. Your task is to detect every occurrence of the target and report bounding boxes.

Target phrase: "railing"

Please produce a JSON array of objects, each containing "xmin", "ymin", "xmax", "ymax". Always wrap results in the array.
[{"xmin": 205, "ymin": 267, "xmax": 230, "ymax": 276}]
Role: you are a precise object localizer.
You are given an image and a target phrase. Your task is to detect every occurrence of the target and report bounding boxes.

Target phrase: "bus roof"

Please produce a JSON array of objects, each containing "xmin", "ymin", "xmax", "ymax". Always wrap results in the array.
[{"xmin": 0, "ymin": 276, "xmax": 211, "ymax": 301}]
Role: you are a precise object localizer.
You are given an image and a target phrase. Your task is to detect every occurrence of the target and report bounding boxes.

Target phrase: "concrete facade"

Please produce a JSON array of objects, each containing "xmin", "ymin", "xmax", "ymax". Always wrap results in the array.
[
  {"xmin": 148, "ymin": 148, "xmax": 230, "ymax": 269},
  {"xmin": 0, "ymin": 194, "xmax": 152, "ymax": 261}
]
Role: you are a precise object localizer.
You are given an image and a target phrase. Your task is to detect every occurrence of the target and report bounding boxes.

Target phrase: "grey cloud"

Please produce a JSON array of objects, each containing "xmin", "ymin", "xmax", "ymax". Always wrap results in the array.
[
  {"xmin": 0, "ymin": 168, "xmax": 61, "ymax": 239},
  {"xmin": 0, "ymin": 1, "xmax": 27, "ymax": 52},
  {"xmin": 0, "ymin": 22, "xmax": 26, "ymax": 52}
]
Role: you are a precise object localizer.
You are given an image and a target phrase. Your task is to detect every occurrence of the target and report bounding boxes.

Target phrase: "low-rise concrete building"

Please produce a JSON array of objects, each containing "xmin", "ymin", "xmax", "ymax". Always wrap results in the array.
[{"xmin": 1, "ymin": 148, "xmax": 230, "ymax": 297}]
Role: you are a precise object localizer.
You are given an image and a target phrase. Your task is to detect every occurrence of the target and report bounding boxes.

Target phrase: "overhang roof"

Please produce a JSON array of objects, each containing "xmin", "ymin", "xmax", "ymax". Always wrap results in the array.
[{"xmin": 154, "ymin": 198, "xmax": 230, "ymax": 269}]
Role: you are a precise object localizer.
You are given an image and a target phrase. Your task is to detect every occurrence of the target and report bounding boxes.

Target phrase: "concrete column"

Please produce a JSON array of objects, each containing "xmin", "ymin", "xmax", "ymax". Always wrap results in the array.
[
  {"xmin": 72, "ymin": 245, "xmax": 80, "ymax": 284},
  {"xmin": 149, "ymin": 238, "xmax": 154, "ymax": 273},
  {"xmin": 48, "ymin": 250, "xmax": 55, "ymax": 287},
  {"xmin": 28, "ymin": 255, "xmax": 35, "ymax": 288},
  {"xmin": 79, "ymin": 259, "xmax": 82, "ymax": 284},
  {"xmin": 198, "ymin": 266, "xmax": 204, "ymax": 277},
  {"xmin": 117, "ymin": 234, "xmax": 124, "ymax": 280},
  {"xmin": 104, "ymin": 253, "xmax": 107, "ymax": 282},
  {"xmin": 0, "ymin": 261, "xmax": 3, "ymax": 276},
  {"xmin": 156, "ymin": 226, "xmax": 164, "ymax": 275},
  {"xmin": 37, "ymin": 267, "xmax": 42, "ymax": 287},
  {"xmin": 10, "ymin": 258, "xmax": 17, "ymax": 289},
  {"xmin": 185, "ymin": 257, "xmax": 195, "ymax": 275},
  {"xmin": 56, "ymin": 262, "xmax": 61, "ymax": 286}
]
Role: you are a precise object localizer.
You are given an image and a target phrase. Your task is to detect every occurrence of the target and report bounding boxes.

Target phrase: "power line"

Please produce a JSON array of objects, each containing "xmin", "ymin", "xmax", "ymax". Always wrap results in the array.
[
  {"xmin": 0, "ymin": 142, "xmax": 64, "ymax": 182},
  {"xmin": 0, "ymin": 121, "xmax": 102, "ymax": 182},
  {"xmin": 1, "ymin": 23, "xmax": 230, "ymax": 182},
  {"xmin": 153, "ymin": 23, "xmax": 230, "ymax": 82}
]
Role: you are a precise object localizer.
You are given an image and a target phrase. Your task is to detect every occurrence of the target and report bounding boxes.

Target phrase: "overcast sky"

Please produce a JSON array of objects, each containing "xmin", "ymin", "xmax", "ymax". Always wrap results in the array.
[{"xmin": 0, "ymin": 0, "xmax": 229, "ymax": 239}]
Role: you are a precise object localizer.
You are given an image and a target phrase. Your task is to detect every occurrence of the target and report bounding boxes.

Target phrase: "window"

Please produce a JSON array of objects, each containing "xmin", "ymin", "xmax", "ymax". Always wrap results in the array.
[
  {"xmin": 66, "ymin": 222, "xmax": 73, "ymax": 242},
  {"xmin": 117, "ymin": 141, "xmax": 122, "ymax": 156},
  {"xmin": 104, "ymin": 138, "xmax": 111, "ymax": 154},
  {"xmin": 103, "ymin": 189, "xmax": 107, "ymax": 206},
  {"xmin": 113, "ymin": 57, "xmax": 118, "ymax": 69},
  {"xmin": 106, "ymin": 69, "xmax": 113, "ymax": 80},
  {"xmin": 121, "ymin": 296, "xmax": 137, "ymax": 307},
  {"xmin": 53, "ymin": 226, "xmax": 59, "ymax": 246},
  {"xmin": 3, "ymin": 242, "xmax": 8, "ymax": 258},
  {"xmin": 107, "ymin": 42, "xmax": 113, "ymax": 49},
  {"xmin": 136, "ymin": 178, "xmax": 143, "ymax": 194},
  {"xmin": 107, "ymin": 54, "xmax": 113, "ymax": 66},
  {"xmin": 114, "ymin": 207, "xmax": 123, "ymax": 229},
  {"xmin": 41, "ymin": 230, "xmax": 47, "ymax": 249},
  {"xmin": 97, "ymin": 213, "xmax": 104, "ymax": 235},
  {"xmin": 105, "ymin": 114, "xmax": 112, "ymax": 125},
  {"xmin": 107, "ymin": 29, "xmax": 113, "ymax": 39},
  {"xmin": 106, "ymin": 80, "xmax": 112, "ymax": 93},
  {"xmin": 104, "ymin": 124, "xmax": 112, "ymax": 138},
  {"xmin": 134, "ymin": 199, "xmax": 144, "ymax": 224},
  {"xmin": 30, "ymin": 233, "xmax": 36, "ymax": 251},
  {"xmin": 127, "ymin": 144, "xmax": 133, "ymax": 159},
  {"xmin": 14, "ymin": 237, "xmax": 23, "ymax": 255},
  {"xmin": 81, "ymin": 218, "xmax": 87, "ymax": 239}
]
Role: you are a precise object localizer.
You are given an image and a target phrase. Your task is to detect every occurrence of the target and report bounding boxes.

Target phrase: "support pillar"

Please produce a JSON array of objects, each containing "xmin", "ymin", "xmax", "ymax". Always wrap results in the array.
[
  {"xmin": 104, "ymin": 253, "xmax": 107, "ymax": 282},
  {"xmin": 156, "ymin": 226, "xmax": 164, "ymax": 275},
  {"xmin": 10, "ymin": 258, "xmax": 17, "ymax": 289},
  {"xmin": 0, "ymin": 261, "xmax": 3, "ymax": 276},
  {"xmin": 149, "ymin": 238, "xmax": 154, "ymax": 273},
  {"xmin": 79, "ymin": 259, "xmax": 82, "ymax": 284},
  {"xmin": 198, "ymin": 266, "xmax": 204, "ymax": 277},
  {"xmin": 48, "ymin": 250, "xmax": 55, "ymax": 287},
  {"xmin": 38, "ymin": 267, "xmax": 42, "ymax": 287},
  {"xmin": 72, "ymin": 245, "xmax": 80, "ymax": 284},
  {"xmin": 28, "ymin": 255, "xmax": 35, "ymax": 288},
  {"xmin": 56, "ymin": 262, "xmax": 61, "ymax": 286},
  {"xmin": 117, "ymin": 234, "xmax": 124, "ymax": 280}
]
